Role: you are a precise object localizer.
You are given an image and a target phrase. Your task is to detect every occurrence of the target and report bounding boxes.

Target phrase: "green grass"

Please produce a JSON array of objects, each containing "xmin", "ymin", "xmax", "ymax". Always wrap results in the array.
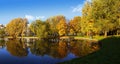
[
  {"xmin": 93, "ymin": 35, "xmax": 105, "ymax": 40},
  {"xmin": 59, "ymin": 36, "xmax": 120, "ymax": 64}
]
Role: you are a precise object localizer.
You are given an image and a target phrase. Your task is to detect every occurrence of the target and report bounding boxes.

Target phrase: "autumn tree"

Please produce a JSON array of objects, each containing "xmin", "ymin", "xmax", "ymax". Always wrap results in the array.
[
  {"xmin": 46, "ymin": 15, "xmax": 65, "ymax": 36},
  {"xmin": 117, "ymin": 17, "xmax": 120, "ymax": 35},
  {"xmin": 81, "ymin": 1, "xmax": 94, "ymax": 36},
  {"xmin": 46, "ymin": 15, "xmax": 65, "ymax": 31},
  {"xmin": 57, "ymin": 18, "xmax": 68, "ymax": 36},
  {"xmin": 69, "ymin": 16, "xmax": 81, "ymax": 35},
  {"xmin": 6, "ymin": 18, "xmax": 28, "ymax": 38},
  {"xmin": 114, "ymin": 0, "xmax": 120, "ymax": 35},
  {"xmin": 30, "ymin": 20, "xmax": 50, "ymax": 38},
  {"xmin": 21, "ymin": 18, "xmax": 28, "ymax": 37},
  {"xmin": 91, "ymin": 0, "xmax": 120, "ymax": 36}
]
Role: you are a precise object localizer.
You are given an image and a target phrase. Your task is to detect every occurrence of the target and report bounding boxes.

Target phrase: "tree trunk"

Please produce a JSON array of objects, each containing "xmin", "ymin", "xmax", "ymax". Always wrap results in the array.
[
  {"xmin": 117, "ymin": 30, "xmax": 119, "ymax": 35},
  {"xmin": 87, "ymin": 32, "xmax": 89, "ymax": 36},
  {"xmin": 104, "ymin": 31, "xmax": 107, "ymax": 37},
  {"xmin": 75, "ymin": 32, "xmax": 77, "ymax": 36},
  {"xmin": 12, "ymin": 35, "xmax": 16, "ymax": 39},
  {"xmin": 21, "ymin": 32, "xmax": 24, "ymax": 40}
]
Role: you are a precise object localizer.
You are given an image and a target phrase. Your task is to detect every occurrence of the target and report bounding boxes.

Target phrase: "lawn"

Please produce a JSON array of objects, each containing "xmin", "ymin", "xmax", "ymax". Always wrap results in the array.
[
  {"xmin": 74, "ymin": 35, "xmax": 105, "ymax": 40},
  {"xmin": 59, "ymin": 36, "xmax": 120, "ymax": 64}
]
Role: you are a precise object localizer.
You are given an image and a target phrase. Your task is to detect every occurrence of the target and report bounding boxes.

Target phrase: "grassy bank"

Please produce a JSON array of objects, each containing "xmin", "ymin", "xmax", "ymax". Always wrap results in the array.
[
  {"xmin": 74, "ymin": 35, "xmax": 105, "ymax": 40},
  {"xmin": 59, "ymin": 36, "xmax": 120, "ymax": 64}
]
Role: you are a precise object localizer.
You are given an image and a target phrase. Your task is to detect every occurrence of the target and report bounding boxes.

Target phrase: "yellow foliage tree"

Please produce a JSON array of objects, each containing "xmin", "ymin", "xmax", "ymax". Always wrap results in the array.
[
  {"xmin": 6, "ymin": 18, "xmax": 28, "ymax": 38},
  {"xmin": 81, "ymin": 2, "xmax": 95, "ymax": 36},
  {"xmin": 57, "ymin": 18, "xmax": 67, "ymax": 36},
  {"xmin": 69, "ymin": 16, "xmax": 81, "ymax": 35}
]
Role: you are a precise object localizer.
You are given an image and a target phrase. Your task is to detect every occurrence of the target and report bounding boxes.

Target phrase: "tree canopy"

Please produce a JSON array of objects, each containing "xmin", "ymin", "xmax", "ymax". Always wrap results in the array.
[
  {"xmin": 30, "ymin": 20, "xmax": 50, "ymax": 38},
  {"xmin": 6, "ymin": 18, "xmax": 28, "ymax": 38},
  {"xmin": 69, "ymin": 16, "xmax": 81, "ymax": 35},
  {"xmin": 1, "ymin": 0, "xmax": 120, "ymax": 38},
  {"xmin": 91, "ymin": 0, "xmax": 120, "ymax": 36},
  {"xmin": 57, "ymin": 18, "xmax": 67, "ymax": 36}
]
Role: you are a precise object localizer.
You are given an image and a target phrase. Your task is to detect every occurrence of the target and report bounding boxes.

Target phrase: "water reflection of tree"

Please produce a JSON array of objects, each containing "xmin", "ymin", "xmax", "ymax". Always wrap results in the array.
[
  {"xmin": 30, "ymin": 40, "xmax": 50, "ymax": 56},
  {"xmin": 0, "ymin": 40, "xmax": 5, "ymax": 48},
  {"xmin": 30, "ymin": 40, "xmax": 99, "ymax": 58},
  {"xmin": 70, "ymin": 40, "xmax": 99, "ymax": 57},
  {"xmin": 30, "ymin": 40, "xmax": 68, "ymax": 58},
  {"xmin": 6, "ymin": 40, "xmax": 28, "ymax": 57},
  {"xmin": 58, "ymin": 41, "xmax": 68, "ymax": 58},
  {"xmin": 47, "ymin": 42, "xmax": 59, "ymax": 58}
]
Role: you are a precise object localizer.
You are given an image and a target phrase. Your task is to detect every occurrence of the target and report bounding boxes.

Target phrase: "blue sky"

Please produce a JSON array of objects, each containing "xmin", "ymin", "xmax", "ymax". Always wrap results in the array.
[{"xmin": 0, "ymin": 0, "xmax": 88, "ymax": 24}]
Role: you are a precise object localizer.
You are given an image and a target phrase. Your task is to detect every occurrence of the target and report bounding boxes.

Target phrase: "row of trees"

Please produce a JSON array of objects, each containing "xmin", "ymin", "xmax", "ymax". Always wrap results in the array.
[
  {"xmin": 82, "ymin": 0, "xmax": 120, "ymax": 37},
  {"xmin": 5, "ymin": 16, "xmax": 81, "ymax": 38},
  {"xmin": 1, "ymin": 0, "xmax": 119, "ymax": 38}
]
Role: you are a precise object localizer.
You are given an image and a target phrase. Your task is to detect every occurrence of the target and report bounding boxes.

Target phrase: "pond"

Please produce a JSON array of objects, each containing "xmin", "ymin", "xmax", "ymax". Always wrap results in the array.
[{"xmin": 0, "ymin": 39, "xmax": 99, "ymax": 64}]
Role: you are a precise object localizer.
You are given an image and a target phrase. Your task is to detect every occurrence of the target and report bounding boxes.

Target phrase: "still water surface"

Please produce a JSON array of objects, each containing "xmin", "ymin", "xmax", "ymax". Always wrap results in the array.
[{"xmin": 0, "ymin": 40, "xmax": 99, "ymax": 64}]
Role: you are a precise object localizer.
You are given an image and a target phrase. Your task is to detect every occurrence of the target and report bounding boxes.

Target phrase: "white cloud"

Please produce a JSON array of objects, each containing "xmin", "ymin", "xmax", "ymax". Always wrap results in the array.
[
  {"xmin": 36, "ymin": 16, "xmax": 45, "ymax": 20},
  {"xmin": 25, "ymin": 15, "xmax": 45, "ymax": 21},
  {"xmin": 86, "ymin": 0, "xmax": 91, "ymax": 2},
  {"xmin": 25, "ymin": 15, "xmax": 34, "ymax": 21},
  {"xmin": 72, "ymin": 4, "xmax": 83, "ymax": 13},
  {"xmin": 72, "ymin": 0, "xmax": 91, "ymax": 13}
]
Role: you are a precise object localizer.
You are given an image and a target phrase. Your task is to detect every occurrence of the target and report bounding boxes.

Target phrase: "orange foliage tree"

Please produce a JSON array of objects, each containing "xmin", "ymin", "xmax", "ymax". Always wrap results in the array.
[{"xmin": 57, "ymin": 18, "xmax": 68, "ymax": 36}]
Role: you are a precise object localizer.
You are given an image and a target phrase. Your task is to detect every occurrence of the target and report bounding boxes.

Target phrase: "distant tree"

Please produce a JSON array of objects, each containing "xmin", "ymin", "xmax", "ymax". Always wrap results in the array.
[
  {"xmin": 6, "ymin": 18, "xmax": 28, "ymax": 38},
  {"xmin": 46, "ymin": 15, "xmax": 65, "ymax": 36},
  {"xmin": 57, "ymin": 18, "xmax": 67, "ymax": 36},
  {"xmin": 69, "ymin": 16, "xmax": 81, "ymax": 35},
  {"xmin": 0, "ymin": 28, "xmax": 5, "ymax": 38},
  {"xmin": 30, "ymin": 20, "xmax": 50, "ymax": 38},
  {"xmin": 46, "ymin": 15, "xmax": 65, "ymax": 31},
  {"xmin": 21, "ymin": 18, "xmax": 28, "ymax": 37}
]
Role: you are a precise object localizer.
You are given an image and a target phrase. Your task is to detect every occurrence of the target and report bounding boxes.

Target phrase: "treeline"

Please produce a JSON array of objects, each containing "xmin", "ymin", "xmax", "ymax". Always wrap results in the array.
[{"xmin": 0, "ymin": 0, "xmax": 120, "ymax": 38}]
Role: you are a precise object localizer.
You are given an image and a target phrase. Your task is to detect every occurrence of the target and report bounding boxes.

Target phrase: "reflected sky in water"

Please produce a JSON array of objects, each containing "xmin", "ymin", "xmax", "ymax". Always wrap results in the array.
[{"xmin": 0, "ymin": 40, "xmax": 99, "ymax": 64}]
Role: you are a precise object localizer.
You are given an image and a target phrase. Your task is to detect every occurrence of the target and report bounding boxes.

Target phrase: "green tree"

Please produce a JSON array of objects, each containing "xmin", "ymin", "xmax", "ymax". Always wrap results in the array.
[
  {"xmin": 30, "ymin": 20, "xmax": 50, "ymax": 38},
  {"xmin": 46, "ymin": 15, "xmax": 65, "ymax": 37},
  {"xmin": 91, "ymin": 0, "xmax": 120, "ymax": 36},
  {"xmin": 0, "ymin": 28, "xmax": 5, "ymax": 38},
  {"xmin": 81, "ymin": 1, "xmax": 93, "ymax": 36},
  {"xmin": 46, "ymin": 15, "xmax": 65, "ymax": 32},
  {"xmin": 6, "ymin": 18, "xmax": 28, "ymax": 38}
]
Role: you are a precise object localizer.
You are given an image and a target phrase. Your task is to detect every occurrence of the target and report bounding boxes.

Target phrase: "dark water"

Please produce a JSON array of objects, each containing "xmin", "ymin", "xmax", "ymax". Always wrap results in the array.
[{"xmin": 0, "ymin": 40, "xmax": 99, "ymax": 64}]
